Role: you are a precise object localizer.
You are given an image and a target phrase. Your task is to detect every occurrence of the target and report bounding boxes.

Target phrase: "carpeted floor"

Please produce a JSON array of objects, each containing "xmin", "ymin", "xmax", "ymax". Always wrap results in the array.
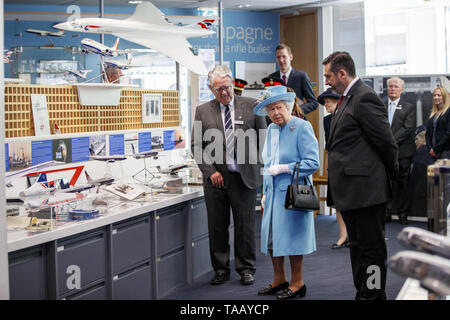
[{"xmin": 164, "ymin": 213, "xmax": 427, "ymax": 300}]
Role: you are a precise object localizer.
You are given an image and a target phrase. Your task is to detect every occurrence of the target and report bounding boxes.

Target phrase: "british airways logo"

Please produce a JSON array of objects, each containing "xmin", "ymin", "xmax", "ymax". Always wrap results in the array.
[
  {"xmin": 197, "ymin": 19, "xmax": 215, "ymax": 29},
  {"xmin": 84, "ymin": 25, "xmax": 101, "ymax": 31}
]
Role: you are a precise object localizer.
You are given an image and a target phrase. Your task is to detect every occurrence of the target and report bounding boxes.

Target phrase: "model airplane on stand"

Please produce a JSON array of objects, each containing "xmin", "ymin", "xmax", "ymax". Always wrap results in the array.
[{"xmin": 53, "ymin": 1, "xmax": 216, "ymax": 75}]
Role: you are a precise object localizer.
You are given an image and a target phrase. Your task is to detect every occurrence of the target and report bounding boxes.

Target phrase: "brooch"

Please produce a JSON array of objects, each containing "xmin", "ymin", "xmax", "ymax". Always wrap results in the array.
[{"xmin": 290, "ymin": 125, "xmax": 296, "ymax": 131}]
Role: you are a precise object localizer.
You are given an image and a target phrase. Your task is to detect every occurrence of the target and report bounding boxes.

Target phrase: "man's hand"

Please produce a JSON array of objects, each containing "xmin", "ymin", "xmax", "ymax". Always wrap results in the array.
[
  {"xmin": 209, "ymin": 171, "xmax": 224, "ymax": 188},
  {"xmin": 267, "ymin": 164, "xmax": 290, "ymax": 176},
  {"xmin": 429, "ymin": 148, "xmax": 439, "ymax": 158}
]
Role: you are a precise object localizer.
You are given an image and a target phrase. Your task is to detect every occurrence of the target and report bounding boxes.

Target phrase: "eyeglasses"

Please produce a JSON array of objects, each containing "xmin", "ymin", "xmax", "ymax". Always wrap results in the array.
[
  {"xmin": 212, "ymin": 85, "xmax": 232, "ymax": 94},
  {"xmin": 266, "ymin": 105, "xmax": 286, "ymax": 114}
]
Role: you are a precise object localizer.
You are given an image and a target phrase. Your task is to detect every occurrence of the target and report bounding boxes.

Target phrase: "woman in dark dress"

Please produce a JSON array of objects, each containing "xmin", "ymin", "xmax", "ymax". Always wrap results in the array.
[{"xmin": 425, "ymin": 86, "xmax": 450, "ymax": 160}]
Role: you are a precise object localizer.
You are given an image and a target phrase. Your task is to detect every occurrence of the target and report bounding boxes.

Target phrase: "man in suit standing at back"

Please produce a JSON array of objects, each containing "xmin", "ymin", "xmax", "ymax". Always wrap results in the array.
[
  {"xmin": 269, "ymin": 44, "xmax": 318, "ymax": 114},
  {"xmin": 191, "ymin": 65, "xmax": 267, "ymax": 286},
  {"xmin": 385, "ymin": 76, "xmax": 416, "ymax": 225},
  {"xmin": 323, "ymin": 52, "xmax": 398, "ymax": 300}
]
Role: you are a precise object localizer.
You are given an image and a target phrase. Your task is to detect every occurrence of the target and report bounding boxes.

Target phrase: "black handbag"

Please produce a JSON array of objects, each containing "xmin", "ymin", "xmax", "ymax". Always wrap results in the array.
[{"xmin": 284, "ymin": 162, "xmax": 320, "ymax": 211}]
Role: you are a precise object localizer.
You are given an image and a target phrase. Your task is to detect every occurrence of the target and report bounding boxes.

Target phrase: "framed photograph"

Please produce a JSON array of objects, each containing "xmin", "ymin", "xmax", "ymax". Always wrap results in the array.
[{"xmin": 142, "ymin": 93, "xmax": 163, "ymax": 124}]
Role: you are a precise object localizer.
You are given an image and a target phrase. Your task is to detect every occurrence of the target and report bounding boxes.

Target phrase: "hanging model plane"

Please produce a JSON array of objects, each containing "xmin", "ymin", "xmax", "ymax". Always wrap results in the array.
[
  {"xmin": 66, "ymin": 69, "xmax": 92, "ymax": 80},
  {"xmin": 53, "ymin": 1, "xmax": 216, "ymax": 75},
  {"xmin": 81, "ymin": 37, "xmax": 155, "ymax": 58},
  {"xmin": 81, "ymin": 37, "xmax": 120, "ymax": 57},
  {"xmin": 26, "ymin": 28, "xmax": 65, "ymax": 37}
]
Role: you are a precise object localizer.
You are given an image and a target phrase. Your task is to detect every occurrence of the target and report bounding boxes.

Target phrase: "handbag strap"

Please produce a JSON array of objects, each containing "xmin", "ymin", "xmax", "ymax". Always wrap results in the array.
[{"xmin": 291, "ymin": 162, "xmax": 301, "ymax": 185}]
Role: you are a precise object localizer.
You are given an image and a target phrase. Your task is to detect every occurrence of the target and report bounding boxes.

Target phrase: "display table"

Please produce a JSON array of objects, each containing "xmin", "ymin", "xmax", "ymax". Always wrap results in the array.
[{"xmin": 7, "ymin": 187, "xmax": 215, "ymax": 300}]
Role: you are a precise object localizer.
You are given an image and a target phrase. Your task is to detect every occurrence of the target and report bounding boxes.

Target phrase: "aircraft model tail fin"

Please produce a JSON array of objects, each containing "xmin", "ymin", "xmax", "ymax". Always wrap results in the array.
[
  {"xmin": 113, "ymin": 38, "xmax": 120, "ymax": 50},
  {"xmin": 85, "ymin": 171, "xmax": 93, "ymax": 184},
  {"xmin": 185, "ymin": 18, "xmax": 216, "ymax": 30},
  {"xmin": 126, "ymin": 2, "xmax": 168, "ymax": 25},
  {"xmin": 36, "ymin": 173, "xmax": 48, "ymax": 184}
]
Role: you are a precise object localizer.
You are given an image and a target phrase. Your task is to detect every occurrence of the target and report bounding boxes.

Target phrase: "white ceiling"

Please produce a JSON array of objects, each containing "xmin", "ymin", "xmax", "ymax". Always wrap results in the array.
[{"xmin": 3, "ymin": 0, "xmax": 336, "ymax": 12}]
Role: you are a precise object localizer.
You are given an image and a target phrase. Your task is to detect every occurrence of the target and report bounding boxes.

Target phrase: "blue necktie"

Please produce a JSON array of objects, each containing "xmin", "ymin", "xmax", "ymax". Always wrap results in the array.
[
  {"xmin": 224, "ymin": 105, "xmax": 234, "ymax": 161},
  {"xmin": 388, "ymin": 101, "xmax": 396, "ymax": 125}
]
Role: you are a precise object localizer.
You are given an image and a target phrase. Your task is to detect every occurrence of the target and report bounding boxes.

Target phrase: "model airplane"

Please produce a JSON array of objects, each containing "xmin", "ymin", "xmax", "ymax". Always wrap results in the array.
[
  {"xmin": 66, "ymin": 69, "xmax": 92, "ymax": 80},
  {"xmin": 81, "ymin": 37, "xmax": 120, "ymax": 57},
  {"xmin": 3, "ymin": 50, "xmax": 13, "ymax": 63},
  {"xmin": 18, "ymin": 173, "xmax": 57, "ymax": 197},
  {"xmin": 156, "ymin": 164, "xmax": 188, "ymax": 175},
  {"xmin": 388, "ymin": 250, "xmax": 450, "ymax": 297},
  {"xmin": 397, "ymin": 227, "xmax": 450, "ymax": 259},
  {"xmin": 91, "ymin": 155, "xmax": 127, "ymax": 162},
  {"xmin": 85, "ymin": 171, "xmax": 115, "ymax": 187},
  {"xmin": 81, "ymin": 37, "xmax": 154, "ymax": 57},
  {"xmin": 53, "ymin": 1, "xmax": 216, "ymax": 75},
  {"xmin": 26, "ymin": 28, "xmax": 65, "ymax": 37},
  {"xmin": 5, "ymin": 160, "xmax": 65, "ymax": 187},
  {"xmin": 130, "ymin": 144, "xmax": 159, "ymax": 159}
]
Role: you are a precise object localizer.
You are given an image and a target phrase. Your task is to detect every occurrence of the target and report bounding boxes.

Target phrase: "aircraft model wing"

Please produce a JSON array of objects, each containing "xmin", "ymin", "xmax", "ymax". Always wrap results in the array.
[
  {"xmin": 125, "ymin": 1, "xmax": 170, "ymax": 26},
  {"xmin": 113, "ymin": 32, "xmax": 209, "ymax": 76}
]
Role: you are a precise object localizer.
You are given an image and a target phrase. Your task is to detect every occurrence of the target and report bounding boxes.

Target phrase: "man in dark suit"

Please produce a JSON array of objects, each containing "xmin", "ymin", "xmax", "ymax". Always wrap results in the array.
[
  {"xmin": 191, "ymin": 65, "xmax": 267, "ymax": 286},
  {"xmin": 269, "ymin": 44, "xmax": 318, "ymax": 114},
  {"xmin": 323, "ymin": 52, "xmax": 398, "ymax": 300},
  {"xmin": 385, "ymin": 77, "xmax": 416, "ymax": 225}
]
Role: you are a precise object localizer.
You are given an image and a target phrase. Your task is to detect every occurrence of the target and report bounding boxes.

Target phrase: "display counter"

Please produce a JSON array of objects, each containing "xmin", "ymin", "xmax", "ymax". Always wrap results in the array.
[{"xmin": 7, "ymin": 186, "xmax": 215, "ymax": 300}]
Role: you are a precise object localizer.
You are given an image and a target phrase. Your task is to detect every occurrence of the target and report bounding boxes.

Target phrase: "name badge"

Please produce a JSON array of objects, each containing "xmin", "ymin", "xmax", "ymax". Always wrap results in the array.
[{"xmin": 235, "ymin": 120, "xmax": 244, "ymax": 125}]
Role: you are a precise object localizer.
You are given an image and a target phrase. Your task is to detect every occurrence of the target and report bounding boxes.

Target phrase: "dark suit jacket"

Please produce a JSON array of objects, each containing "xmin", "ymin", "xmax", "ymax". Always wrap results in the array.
[
  {"xmin": 425, "ymin": 108, "xmax": 450, "ymax": 156},
  {"xmin": 191, "ymin": 95, "xmax": 267, "ymax": 189},
  {"xmin": 323, "ymin": 114, "xmax": 332, "ymax": 151},
  {"xmin": 385, "ymin": 97, "xmax": 416, "ymax": 159},
  {"xmin": 327, "ymin": 79, "xmax": 399, "ymax": 211},
  {"xmin": 269, "ymin": 68, "xmax": 318, "ymax": 114}
]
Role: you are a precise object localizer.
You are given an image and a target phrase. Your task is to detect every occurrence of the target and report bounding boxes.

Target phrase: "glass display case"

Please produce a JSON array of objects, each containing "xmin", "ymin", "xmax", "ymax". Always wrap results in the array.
[{"xmin": 9, "ymin": 46, "xmax": 85, "ymax": 84}]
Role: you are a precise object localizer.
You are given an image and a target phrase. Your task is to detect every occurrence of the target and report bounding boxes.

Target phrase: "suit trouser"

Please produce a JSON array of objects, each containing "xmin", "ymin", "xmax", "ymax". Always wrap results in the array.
[
  {"xmin": 341, "ymin": 203, "xmax": 387, "ymax": 300},
  {"xmin": 387, "ymin": 157, "xmax": 412, "ymax": 217},
  {"xmin": 203, "ymin": 172, "xmax": 257, "ymax": 275}
]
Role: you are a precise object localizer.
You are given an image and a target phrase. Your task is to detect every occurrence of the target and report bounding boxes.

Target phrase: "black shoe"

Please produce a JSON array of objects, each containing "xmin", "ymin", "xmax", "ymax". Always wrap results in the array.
[
  {"xmin": 399, "ymin": 215, "xmax": 408, "ymax": 225},
  {"xmin": 277, "ymin": 285, "xmax": 307, "ymax": 299},
  {"xmin": 240, "ymin": 272, "xmax": 255, "ymax": 285},
  {"xmin": 332, "ymin": 239, "xmax": 349, "ymax": 249},
  {"xmin": 258, "ymin": 282, "xmax": 289, "ymax": 295},
  {"xmin": 210, "ymin": 271, "xmax": 230, "ymax": 285}
]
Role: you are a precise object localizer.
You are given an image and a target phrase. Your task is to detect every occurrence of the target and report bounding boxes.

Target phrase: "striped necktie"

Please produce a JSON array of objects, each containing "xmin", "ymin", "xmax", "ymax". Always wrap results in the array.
[
  {"xmin": 282, "ymin": 75, "xmax": 287, "ymax": 85},
  {"xmin": 224, "ymin": 104, "xmax": 234, "ymax": 160}
]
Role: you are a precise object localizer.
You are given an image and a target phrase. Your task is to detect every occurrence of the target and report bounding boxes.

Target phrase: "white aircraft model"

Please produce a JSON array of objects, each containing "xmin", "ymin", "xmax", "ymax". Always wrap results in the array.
[
  {"xmin": 53, "ymin": 1, "xmax": 216, "ymax": 75},
  {"xmin": 26, "ymin": 28, "xmax": 65, "ymax": 37},
  {"xmin": 66, "ymin": 69, "xmax": 92, "ymax": 80},
  {"xmin": 81, "ymin": 37, "xmax": 155, "ymax": 58},
  {"xmin": 81, "ymin": 37, "xmax": 120, "ymax": 57}
]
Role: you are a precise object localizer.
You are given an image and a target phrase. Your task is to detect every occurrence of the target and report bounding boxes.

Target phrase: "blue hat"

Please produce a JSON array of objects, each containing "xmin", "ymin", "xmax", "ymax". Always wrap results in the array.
[
  {"xmin": 317, "ymin": 87, "xmax": 341, "ymax": 105},
  {"xmin": 253, "ymin": 85, "xmax": 296, "ymax": 116},
  {"xmin": 414, "ymin": 125, "xmax": 426, "ymax": 136}
]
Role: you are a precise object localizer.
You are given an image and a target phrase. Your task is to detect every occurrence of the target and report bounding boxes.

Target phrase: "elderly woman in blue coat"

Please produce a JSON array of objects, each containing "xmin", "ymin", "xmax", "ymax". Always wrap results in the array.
[{"xmin": 254, "ymin": 85, "xmax": 319, "ymax": 299}]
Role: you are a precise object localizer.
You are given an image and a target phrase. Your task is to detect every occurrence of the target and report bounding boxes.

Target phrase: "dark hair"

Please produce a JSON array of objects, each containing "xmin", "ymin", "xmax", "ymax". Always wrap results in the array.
[
  {"xmin": 322, "ymin": 51, "xmax": 356, "ymax": 78},
  {"xmin": 275, "ymin": 43, "xmax": 292, "ymax": 55}
]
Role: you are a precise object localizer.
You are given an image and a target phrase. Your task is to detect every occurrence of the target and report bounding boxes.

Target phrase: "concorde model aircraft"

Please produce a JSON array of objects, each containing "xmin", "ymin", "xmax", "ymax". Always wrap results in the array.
[{"xmin": 53, "ymin": 1, "xmax": 216, "ymax": 75}]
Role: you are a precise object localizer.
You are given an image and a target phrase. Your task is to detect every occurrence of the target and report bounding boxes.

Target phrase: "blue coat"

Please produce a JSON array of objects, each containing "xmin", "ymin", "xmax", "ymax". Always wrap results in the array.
[{"xmin": 261, "ymin": 117, "xmax": 320, "ymax": 257}]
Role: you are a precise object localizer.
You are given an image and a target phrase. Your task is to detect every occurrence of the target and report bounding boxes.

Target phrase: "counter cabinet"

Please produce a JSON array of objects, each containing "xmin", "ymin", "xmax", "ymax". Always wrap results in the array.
[{"xmin": 8, "ymin": 194, "xmax": 217, "ymax": 300}]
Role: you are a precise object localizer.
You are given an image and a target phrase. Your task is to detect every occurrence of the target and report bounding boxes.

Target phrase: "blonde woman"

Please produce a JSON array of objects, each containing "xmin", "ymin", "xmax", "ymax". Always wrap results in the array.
[{"xmin": 425, "ymin": 86, "xmax": 450, "ymax": 160}]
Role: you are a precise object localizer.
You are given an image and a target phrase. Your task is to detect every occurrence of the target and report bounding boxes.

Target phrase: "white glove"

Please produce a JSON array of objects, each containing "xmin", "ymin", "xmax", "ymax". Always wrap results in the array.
[
  {"xmin": 267, "ymin": 164, "xmax": 290, "ymax": 176},
  {"xmin": 261, "ymin": 194, "xmax": 266, "ymax": 210}
]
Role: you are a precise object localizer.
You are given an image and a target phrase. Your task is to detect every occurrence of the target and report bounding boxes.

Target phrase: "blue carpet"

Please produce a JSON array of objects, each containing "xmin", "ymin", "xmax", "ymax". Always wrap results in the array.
[{"xmin": 164, "ymin": 213, "xmax": 426, "ymax": 300}]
